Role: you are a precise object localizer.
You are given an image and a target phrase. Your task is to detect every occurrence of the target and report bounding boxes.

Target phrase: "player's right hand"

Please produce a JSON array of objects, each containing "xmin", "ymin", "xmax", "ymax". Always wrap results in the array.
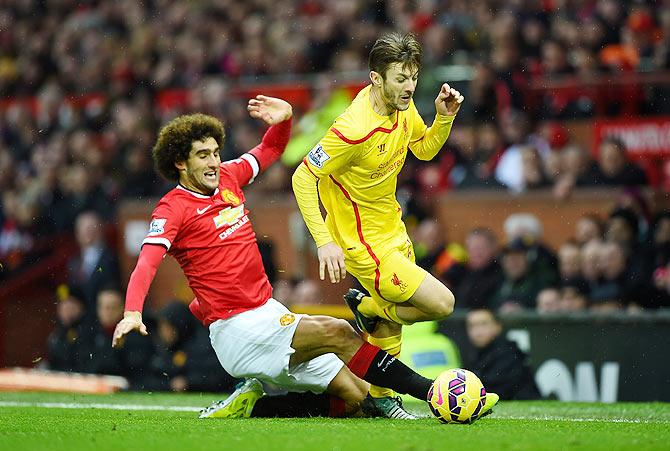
[
  {"xmin": 112, "ymin": 311, "xmax": 148, "ymax": 348},
  {"xmin": 317, "ymin": 242, "xmax": 347, "ymax": 283}
]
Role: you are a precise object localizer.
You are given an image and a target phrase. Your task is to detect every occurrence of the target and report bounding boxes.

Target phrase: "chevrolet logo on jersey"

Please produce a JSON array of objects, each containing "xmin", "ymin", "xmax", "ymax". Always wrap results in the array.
[{"xmin": 213, "ymin": 204, "xmax": 245, "ymax": 229}]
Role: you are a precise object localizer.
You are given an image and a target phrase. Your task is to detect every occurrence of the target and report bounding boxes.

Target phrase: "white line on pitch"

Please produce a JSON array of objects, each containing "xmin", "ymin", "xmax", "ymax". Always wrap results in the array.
[
  {"xmin": 1, "ymin": 402, "xmax": 668, "ymax": 424},
  {"xmin": 0, "ymin": 401, "xmax": 201, "ymax": 412},
  {"xmin": 500, "ymin": 415, "xmax": 669, "ymax": 424}
]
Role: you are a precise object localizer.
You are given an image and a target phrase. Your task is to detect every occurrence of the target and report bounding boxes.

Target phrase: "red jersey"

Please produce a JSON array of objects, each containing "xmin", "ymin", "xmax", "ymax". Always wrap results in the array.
[{"xmin": 142, "ymin": 153, "xmax": 272, "ymax": 325}]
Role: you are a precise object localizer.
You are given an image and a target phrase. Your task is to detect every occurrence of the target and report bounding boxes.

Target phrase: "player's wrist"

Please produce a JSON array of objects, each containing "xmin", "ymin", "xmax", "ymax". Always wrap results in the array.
[
  {"xmin": 123, "ymin": 311, "xmax": 142, "ymax": 321},
  {"xmin": 436, "ymin": 111, "xmax": 457, "ymax": 119},
  {"xmin": 317, "ymin": 240, "xmax": 336, "ymax": 249}
]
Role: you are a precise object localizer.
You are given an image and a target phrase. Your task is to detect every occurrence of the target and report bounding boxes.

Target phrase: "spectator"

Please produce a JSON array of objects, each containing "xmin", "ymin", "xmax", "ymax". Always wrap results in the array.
[
  {"xmin": 86, "ymin": 288, "xmax": 159, "ymax": 390},
  {"xmin": 560, "ymin": 281, "xmax": 589, "ymax": 312},
  {"xmin": 520, "ymin": 146, "xmax": 551, "ymax": 190},
  {"xmin": 605, "ymin": 207, "xmax": 652, "ymax": 279},
  {"xmin": 492, "ymin": 238, "xmax": 547, "ymax": 312},
  {"xmin": 651, "ymin": 263, "xmax": 670, "ymax": 309},
  {"xmin": 575, "ymin": 213, "xmax": 605, "ymax": 246},
  {"xmin": 52, "ymin": 164, "xmax": 113, "ymax": 230},
  {"xmin": 0, "ymin": 190, "xmax": 36, "ymax": 277},
  {"xmin": 66, "ymin": 211, "xmax": 121, "ymax": 312},
  {"xmin": 581, "ymin": 239, "xmax": 603, "ymax": 289},
  {"xmin": 413, "ymin": 218, "xmax": 447, "ymax": 272},
  {"xmin": 468, "ymin": 62, "xmax": 498, "ymax": 123},
  {"xmin": 590, "ymin": 241, "xmax": 645, "ymax": 311},
  {"xmin": 412, "ymin": 218, "xmax": 466, "ymax": 277},
  {"xmin": 120, "ymin": 144, "xmax": 165, "ymax": 199},
  {"xmin": 465, "ymin": 309, "xmax": 541, "ymax": 400},
  {"xmin": 552, "ymin": 145, "xmax": 601, "ymax": 196},
  {"xmin": 651, "ymin": 211, "xmax": 670, "ymax": 268},
  {"xmin": 46, "ymin": 284, "xmax": 92, "ymax": 373},
  {"xmin": 536, "ymin": 287, "xmax": 562, "ymax": 314},
  {"xmin": 449, "ymin": 123, "xmax": 505, "ymax": 189},
  {"xmin": 446, "ymin": 228, "xmax": 503, "ymax": 310},
  {"xmin": 587, "ymin": 137, "xmax": 648, "ymax": 187},
  {"xmin": 558, "ymin": 241, "xmax": 583, "ymax": 282},
  {"xmin": 152, "ymin": 302, "xmax": 235, "ymax": 392},
  {"xmin": 503, "ymin": 213, "xmax": 559, "ymax": 288},
  {"xmin": 616, "ymin": 189, "xmax": 652, "ymax": 241},
  {"xmin": 494, "ymin": 110, "xmax": 540, "ymax": 193},
  {"xmin": 538, "ymin": 39, "xmax": 577, "ymax": 118}
]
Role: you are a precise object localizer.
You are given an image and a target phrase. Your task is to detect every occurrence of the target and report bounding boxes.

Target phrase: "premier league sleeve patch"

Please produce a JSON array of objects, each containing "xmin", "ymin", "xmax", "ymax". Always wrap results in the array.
[
  {"xmin": 307, "ymin": 144, "xmax": 330, "ymax": 169},
  {"xmin": 147, "ymin": 218, "xmax": 167, "ymax": 236}
]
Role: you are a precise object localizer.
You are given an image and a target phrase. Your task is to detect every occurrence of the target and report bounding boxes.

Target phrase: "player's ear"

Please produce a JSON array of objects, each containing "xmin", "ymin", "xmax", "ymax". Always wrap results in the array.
[
  {"xmin": 175, "ymin": 160, "xmax": 186, "ymax": 171},
  {"xmin": 369, "ymin": 71, "xmax": 382, "ymax": 87}
]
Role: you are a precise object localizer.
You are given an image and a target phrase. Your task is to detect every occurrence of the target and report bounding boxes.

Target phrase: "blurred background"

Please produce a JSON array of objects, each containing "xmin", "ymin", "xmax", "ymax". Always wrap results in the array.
[{"xmin": 1, "ymin": 0, "xmax": 669, "ymax": 402}]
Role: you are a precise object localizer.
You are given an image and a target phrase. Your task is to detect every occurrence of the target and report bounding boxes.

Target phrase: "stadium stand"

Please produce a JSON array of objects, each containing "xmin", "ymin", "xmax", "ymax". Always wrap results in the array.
[{"xmin": 1, "ymin": 2, "xmax": 669, "ymax": 400}]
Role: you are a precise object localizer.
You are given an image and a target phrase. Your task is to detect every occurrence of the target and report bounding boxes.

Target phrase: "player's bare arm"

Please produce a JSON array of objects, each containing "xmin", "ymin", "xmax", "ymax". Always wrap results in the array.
[
  {"xmin": 318, "ymin": 241, "xmax": 347, "ymax": 284},
  {"xmin": 435, "ymin": 83, "xmax": 464, "ymax": 116},
  {"xmin": 247, "ymin": 95, "xmax": 293, "ymax": 125}
]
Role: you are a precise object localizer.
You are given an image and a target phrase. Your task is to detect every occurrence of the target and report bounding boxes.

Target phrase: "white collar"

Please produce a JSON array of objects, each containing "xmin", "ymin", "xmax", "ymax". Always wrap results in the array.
[{"xmin": 176, "ymin": 184, "xmax": 219, "ymax": 199}]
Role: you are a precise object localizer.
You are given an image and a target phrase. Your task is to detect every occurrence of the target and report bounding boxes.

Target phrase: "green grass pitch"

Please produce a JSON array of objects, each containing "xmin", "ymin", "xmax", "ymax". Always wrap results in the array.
[{"xmin": 1, "ymin": 392, "xmax": 668, "ymax": 451}]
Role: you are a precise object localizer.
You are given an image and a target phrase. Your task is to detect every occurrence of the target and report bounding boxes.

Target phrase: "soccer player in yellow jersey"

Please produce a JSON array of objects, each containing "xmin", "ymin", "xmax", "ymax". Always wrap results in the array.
[{"xmin": 292, "ymin": 32, "xmax": 496, "ymax": 410}]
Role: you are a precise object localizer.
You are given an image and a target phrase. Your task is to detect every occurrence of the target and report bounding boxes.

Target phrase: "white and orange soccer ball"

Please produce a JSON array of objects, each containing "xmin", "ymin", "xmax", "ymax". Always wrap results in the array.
[{"xmin": 427, "ymin": 368, "xmax": 487, "ymax": 424}]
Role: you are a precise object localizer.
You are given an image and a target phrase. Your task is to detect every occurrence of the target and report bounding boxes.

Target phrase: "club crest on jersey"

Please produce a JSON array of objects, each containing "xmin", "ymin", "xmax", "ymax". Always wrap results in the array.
[
  {"xmin": 307, "ymin": 144, "xmax": 330, "ymax": 168},
  {"xmin": 147, "ymin": 218, "xmax": 167, "ymax": 236},
  {"xmin": 402, "ymin": 118, "xmax": 408, "ymax": 136},
  {"xmin": 279, "ymin": 313, "xmax": 296, "ymax": 326},
  {"xmin": 213, "ymin": 204, "xmax": 245, "ymax": 229},
  {"xmin": 391, "ymin": 273, "xmax": 408, "ymax": 293},
  {"xmin": 221, "ymin": 189, "xmax": 240, "ymax": 206}
]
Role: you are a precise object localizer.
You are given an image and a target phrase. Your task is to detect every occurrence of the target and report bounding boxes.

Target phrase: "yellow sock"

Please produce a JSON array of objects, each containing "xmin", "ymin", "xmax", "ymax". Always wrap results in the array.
[
  {"xmin": 381, "ymin": 304, "xmax": 411, "ymax": 326},
  {"xmin": 358, "ymin": 296, "xmax": 411, "ymax": 326},
  {"xmin": 357, "ymin": 294, "xmax": 386, "ymax": 319},
  {"xmin": 367, "ymin": 334, "xmax": 402, "ymax": 398}
]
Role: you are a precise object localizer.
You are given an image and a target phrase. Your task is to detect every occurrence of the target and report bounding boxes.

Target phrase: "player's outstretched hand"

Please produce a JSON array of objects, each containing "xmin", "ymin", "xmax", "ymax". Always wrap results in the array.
[
  {"xmin": 247, "ymin": 95, "xmax": 293, "ymax": 125},
  {"xmin": 111, "ymin": 311, "xmax": 148, "ymax": 348},
  {"xmin": 317, "ymin": 241, "xmax": 347, "ymax": 284},
  {"xmin": 435, "ymin": 83, "xmax": 464, "ymax": 116}
]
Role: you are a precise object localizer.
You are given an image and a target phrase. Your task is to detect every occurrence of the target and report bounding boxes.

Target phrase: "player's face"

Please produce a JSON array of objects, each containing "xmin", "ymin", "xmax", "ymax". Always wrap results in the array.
[
  {"xmin": 380, "ymin": 63, "xmax": 419, "ymax": 112},
  {"xmin": 176, "ymin": 137, "xmax": 221, "ymax": 195}
]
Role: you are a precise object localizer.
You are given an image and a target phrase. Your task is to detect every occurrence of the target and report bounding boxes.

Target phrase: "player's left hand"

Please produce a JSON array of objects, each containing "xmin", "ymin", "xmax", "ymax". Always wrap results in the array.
[
  {"xmin": 435, "ymin": 83, "xmax": 464, "ymax": 116},
  {"xmin": 247, "ymin": 95, "xmax": 293, "ymax": 125}
]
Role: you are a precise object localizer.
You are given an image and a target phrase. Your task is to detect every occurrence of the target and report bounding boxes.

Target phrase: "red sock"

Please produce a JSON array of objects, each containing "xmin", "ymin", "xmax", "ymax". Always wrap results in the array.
[
  {"xmin": 347, "ymin": 342, "xmax": 380, "ymax": 378},
  {"xmin": 329, "ymin": 396, "xmax": 346, "ymax": 417}
]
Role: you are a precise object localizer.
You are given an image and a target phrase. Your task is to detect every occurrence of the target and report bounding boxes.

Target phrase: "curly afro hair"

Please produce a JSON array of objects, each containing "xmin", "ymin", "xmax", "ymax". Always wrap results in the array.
[{"xmin": 152, "ymin": 113, "xmax": 225, "ymax": 182}]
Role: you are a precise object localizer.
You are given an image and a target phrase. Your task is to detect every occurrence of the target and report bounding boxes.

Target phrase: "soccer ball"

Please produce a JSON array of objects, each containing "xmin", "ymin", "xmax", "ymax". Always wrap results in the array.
[{"xmin": 427, "ymin": 368, "xmax": 486, "ymax": 424}]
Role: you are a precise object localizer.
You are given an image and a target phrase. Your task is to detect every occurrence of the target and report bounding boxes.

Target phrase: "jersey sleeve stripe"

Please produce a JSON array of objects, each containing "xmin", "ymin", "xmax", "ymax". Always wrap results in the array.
[
  {"xmin": 302, "ymin": 158, "xmax": 320, "ymax": 178},
  {"xmin": 330, "ymin": 111, "xmax": 399, "ymax": 145},
  {"xmin": 142, "ymin": 237, "xmax": 172, "ymax": 250},
  {"xmin": 328, "ymin": 174, "xmax": 388, "ymax": 302},
  {"xmin": 241, "ymin": 153, "xmax": 260, "ymax": 183}
]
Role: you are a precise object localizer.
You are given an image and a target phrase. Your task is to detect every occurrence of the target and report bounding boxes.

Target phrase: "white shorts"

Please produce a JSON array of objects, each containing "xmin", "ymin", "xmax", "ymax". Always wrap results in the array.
[{"xmin": 209, "ymin": 298, "xmax": 344, "ymax": 394}]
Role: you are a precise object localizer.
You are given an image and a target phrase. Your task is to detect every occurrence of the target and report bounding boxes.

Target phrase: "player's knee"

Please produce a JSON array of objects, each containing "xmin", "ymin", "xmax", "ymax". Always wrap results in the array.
[
  {"xmin": 434, "ymin": 289, "xmax": 455, "ymax": 319},
  {"xmin": 322, "ymin": 318, "xmax": 361, "ymax": 352}
]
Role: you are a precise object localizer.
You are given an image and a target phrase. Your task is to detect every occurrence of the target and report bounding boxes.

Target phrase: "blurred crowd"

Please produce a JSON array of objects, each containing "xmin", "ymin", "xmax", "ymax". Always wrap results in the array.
[
  {"xmin": 47, "ymin": 282, "xmax": 236, "ymax": 391},
  {"xmin": 406, "ymin": 202, "xmax": 670, "ymax": 314},
  {"xmin": 3, "ymin": 0, "xmax": 670, "ymax": 279}
]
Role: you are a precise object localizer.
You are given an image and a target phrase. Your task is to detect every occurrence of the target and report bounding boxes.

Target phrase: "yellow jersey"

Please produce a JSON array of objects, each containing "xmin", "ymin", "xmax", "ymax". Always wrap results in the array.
[{"xmin": 295, "ymin": 84, "xmax": 456, "ymax": 260}]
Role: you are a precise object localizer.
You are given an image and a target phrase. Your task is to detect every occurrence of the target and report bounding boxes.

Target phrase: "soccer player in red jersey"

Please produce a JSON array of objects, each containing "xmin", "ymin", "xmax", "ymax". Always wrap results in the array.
[{"xmin": 112, "ymin": 96, "xmax": 439, "ymax": 419}]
